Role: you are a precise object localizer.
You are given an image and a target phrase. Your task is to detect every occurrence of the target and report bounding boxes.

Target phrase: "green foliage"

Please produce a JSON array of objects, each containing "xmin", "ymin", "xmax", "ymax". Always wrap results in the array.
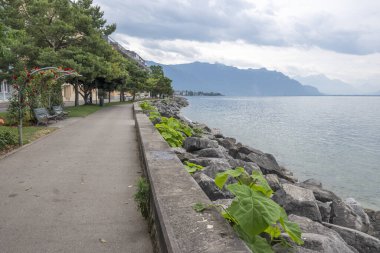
[
  {"xmin": 140, "ymin": 101, "xmax": 157, "ymax": 112},
  {"xmin": 148, "ymin": 111, "xmax": 161, "ymax": 122},
  {"xmin": 214, "ymin": 168, "xmax": 303, "ymax": 252},
  {"xmin": 184, "ymin": 161, "xmax": 203, "ymax": 174},
  {"xmin": 155, "ymin": 117, "xmax": 193, "ymax": 147},
  {"xmin": 192, "ymin": 127, "xmax": 204, "ymax": 137},
  {"xmin": 134, "ymin": 177, "xmax": 150, "ymax": 219},
  {"xmin": 0, "ymin": 128, "xmax": 17, "ymax": 150}
]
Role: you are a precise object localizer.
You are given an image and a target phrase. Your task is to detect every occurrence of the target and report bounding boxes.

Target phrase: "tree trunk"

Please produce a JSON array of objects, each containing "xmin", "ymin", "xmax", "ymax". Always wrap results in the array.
[
  {"xmin": 18, "ymin": 90, "xmax": 23, "ymax": 146},
  {"xmin": 132, "ymin": 91, "xmax": 136, "ymax": 101},
  {"xmin": 108, "ymin": 91, "xmax": 111, "ymax": 103},
  {"xmin": 74, "ymin": 83, "xmax": 79, "ymax": 107}
]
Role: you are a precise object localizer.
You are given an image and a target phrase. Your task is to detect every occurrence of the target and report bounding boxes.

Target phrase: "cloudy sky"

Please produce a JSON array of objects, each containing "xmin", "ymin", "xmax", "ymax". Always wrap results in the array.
[{"xmin": 93, "ymin": 0, "xmax": 380, "ymax": 92}]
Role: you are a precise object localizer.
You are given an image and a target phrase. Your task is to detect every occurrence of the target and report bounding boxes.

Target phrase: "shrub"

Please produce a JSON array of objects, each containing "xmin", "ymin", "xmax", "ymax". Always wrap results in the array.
[{"xmin": 0, "ymin": 129, "xmax": 18, "ymax": 150}]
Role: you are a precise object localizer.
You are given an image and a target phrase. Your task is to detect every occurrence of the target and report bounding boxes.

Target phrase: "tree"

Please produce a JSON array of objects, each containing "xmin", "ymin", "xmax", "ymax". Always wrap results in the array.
[{"xmin": 146, "ymin": 65, "xmax": 174, "ymax": 98}]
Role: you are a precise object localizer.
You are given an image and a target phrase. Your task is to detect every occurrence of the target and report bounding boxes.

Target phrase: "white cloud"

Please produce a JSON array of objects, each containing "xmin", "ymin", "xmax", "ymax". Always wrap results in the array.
[{"xmin": 94, "ymin": 0, "xmax": 380, "ymax": 91}]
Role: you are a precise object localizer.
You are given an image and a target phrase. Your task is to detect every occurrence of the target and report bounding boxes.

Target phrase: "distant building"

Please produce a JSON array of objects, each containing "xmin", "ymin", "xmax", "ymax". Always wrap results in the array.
[{"xmin": 0, "ymin": 80, "xmax": 12, "ymax": 102}]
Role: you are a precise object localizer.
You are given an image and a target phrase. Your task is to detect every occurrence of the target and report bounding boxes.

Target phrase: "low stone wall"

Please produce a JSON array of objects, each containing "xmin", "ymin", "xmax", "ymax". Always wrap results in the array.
[{"xmin": 133, "ymin": 103, "xmax": 249, "ymax": 253}]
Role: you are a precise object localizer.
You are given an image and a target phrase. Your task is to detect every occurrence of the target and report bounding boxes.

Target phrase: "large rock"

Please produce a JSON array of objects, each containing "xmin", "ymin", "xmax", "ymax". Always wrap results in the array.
[
  {"xmin": 188, "ymin": 158, "xmax": 230, "ymax": 167},
  {"xmin": 273, "ymin": 184, "xmax": 322, "ymax": 222},
  {"xmin": 317, "ymin": 200, "xmax": 332, "ymax": 223},
  {"xmin": 288, "ymin": 215, "xmax": 358, "ymax": 253},
  {"xmin": 227, "ymin": 158, "xmax": 260, "ymax": 175},
  {"xmin": 183, "ymin": 137, "xmax": 218, "ymax": 152},
  {"xmin": 345, "ymin": 198, "xmax": 371, "ymax": 233},
  {"xmin": 323, "ymin": 222, "xmax": 380, "ymax": 253},
  {"xmin": 238, "ymin": 145, "xmax": 264, "ymax": 155},
  {"xmin": 297, "ymin": 182, "xmax": 340, "ymax": 203},
  {"xmin": 330, "ymin": 200, "xmax": 366, "ymax": 232},
  {"xmin": 264, "ymin": 174, "xmax": 282, "ymax": 192},
  {"xmin": 202, "ymin": 160, "xmax": 232, "ymax": 179},
  {"xmin": 172, "ymin": 147, "xmax": 196, "ymax": 162},
  {"xmin": 195, "ymin": 148, "xmax": 225, "ymax": 158},
  {"xmin": 217, "ymin": 137, "xmax": 237, "ymax": 150},
  {"xmin": 192, "ymin": 172, "xmax": 233, "ymax": 200},
  {"xmin": 365, "ymin": 209, "xmax": 380, "ymax": 239}
]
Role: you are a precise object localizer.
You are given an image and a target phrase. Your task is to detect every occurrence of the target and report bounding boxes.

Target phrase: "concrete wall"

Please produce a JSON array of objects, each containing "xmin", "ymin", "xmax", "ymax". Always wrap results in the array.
[{"xmin": 133, "ymin": 103, "xmax": 249, "ymax": 253}]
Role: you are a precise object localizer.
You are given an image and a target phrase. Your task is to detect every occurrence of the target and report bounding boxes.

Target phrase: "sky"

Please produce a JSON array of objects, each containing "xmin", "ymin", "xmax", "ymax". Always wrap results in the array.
[{"xmin": 93, "ymin": 0, "xmax": 380, "ymax": 92}]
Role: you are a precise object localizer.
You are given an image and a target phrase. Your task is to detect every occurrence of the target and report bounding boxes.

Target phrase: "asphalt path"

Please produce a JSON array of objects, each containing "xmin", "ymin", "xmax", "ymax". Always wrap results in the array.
[{"xmin": 0, "ymin": 104, "xmax": 153, "ymax": 253}]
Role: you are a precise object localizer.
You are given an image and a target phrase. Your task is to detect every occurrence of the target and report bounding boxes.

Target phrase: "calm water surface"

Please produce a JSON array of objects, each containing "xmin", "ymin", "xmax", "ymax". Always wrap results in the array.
[{"xmin": 182, "ymin": 96, "xmax": 380, "ymax": 209}]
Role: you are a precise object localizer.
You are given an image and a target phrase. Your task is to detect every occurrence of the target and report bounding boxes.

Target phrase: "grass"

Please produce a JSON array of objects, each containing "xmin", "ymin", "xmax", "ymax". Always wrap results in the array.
[
  {"xmin": 66, "ymin": 100, "xmax": 132, "ymax": 117},
  {"xmin": 0, "ymin": 112, "xmax": 7, "ymax": 119},
  {"xmin": 0, "ymin": 126, "xmax": 57, "ymax": 155}
]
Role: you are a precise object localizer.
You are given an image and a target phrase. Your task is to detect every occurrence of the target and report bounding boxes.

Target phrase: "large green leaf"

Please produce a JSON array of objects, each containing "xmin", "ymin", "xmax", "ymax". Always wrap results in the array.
[
  {"xmin": 215, "ymin": 167, "xmax": 245, "ymax": 189},
  {"xmin": 279, "ymin": 208, "xmax": 304, "ymax": 245},
  {"xmin": 226, "ymin": 184, "xmax": 282, "ymax": 236},
  {"xmin": 251, "ymin": 171, "xmax": 273, "ymax": 197},
  {"xmin": 248, "ymin": 235, "xmax": 274, "ymax": 253},
  {"xmin": 235, "ymin": 225, "xmax": 274, "ymax": 253}
]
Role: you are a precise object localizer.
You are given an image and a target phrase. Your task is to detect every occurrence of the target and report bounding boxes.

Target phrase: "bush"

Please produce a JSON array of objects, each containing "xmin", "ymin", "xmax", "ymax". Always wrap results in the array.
[{"xmin": 0, "ymin": 129, "xmax": 18, "ymax": 150}]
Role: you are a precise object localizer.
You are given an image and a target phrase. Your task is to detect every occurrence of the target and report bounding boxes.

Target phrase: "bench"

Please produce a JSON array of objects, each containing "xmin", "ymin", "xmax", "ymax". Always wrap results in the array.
[
  {"xmin": 33, "ymin": 108, "xmax": 57, "ymax": 126},
  {"xmin": 52, "ymin": 105, "xmax": 69, "ymax": 119}
]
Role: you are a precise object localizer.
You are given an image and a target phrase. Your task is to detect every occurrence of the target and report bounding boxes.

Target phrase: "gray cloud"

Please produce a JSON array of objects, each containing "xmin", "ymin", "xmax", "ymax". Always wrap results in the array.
[{"xmin": 94, "ymin": 0, "xmax": 380, "ymax": 55}]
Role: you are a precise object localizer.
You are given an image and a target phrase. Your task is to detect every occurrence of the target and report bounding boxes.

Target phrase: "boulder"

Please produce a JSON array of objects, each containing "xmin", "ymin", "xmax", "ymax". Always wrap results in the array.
[
  {"xmin": 303, "ymin": 178, "xmax": 323, "ymax": 188},
  {"xmin": 330, "ymin": 199, "xmax": 365, "ymax": 232},
  {"xmin": 227, "ymin": 158, "xmax": 260, "ymax": 175},
  {"xmin": 365, "ymin": 209, "xmax": 380, "ymax": 239},
  {"xmin": 345, "ymin": 198, "xmax": 371, "ymax": 233},
  {"xmin": 238, "ymin": 145, "xmax": 264, "ymax": 155},
  {"xmin": 195, "ymin": 148, "xmax": 225, "ymax": 158},
  {"xmin": 172, "ymin": 147, "xmax": 196, "ymax": 162},
  {"xmin": 288, "ymin": 215, "xmax": 358, "ymax": 253},
  {"xmin": 183, "ymin": 137, "xmax": 218, "ymax": 152},
  {"xmin": 323, "ymin": 222, "xmax": 380, "ymax": 253},
  {"xmin": 244, "ymin": 152, "xmax": 287, "ymax": 180},
  {"xmin": 192, "ymin": 172, "xmax": 233, "ymax": 200},
  {"xmin": 317, "ymin": 201, "xmax": 332, "ymax": 223},
  {"xmin": 264, "ymin": 174, "xmax": 282, "ymax": 192},
  {"xmin": 217, "ymin": 137, "xmax": 236, "ymax": 150},
  {"xmin": 273, "ymin": 184, "xmax": 322, "ymax": 222},
  {"xmin": 297, "ymin": 182, "xmax": 340, "ymax": 203},
  {"xmin": 188, "ymin": 158, "xmax": 230, "ymax": 167},
  {"xmin": 202, "ymin": 160, "xmax": 232, "ymax": 179}
]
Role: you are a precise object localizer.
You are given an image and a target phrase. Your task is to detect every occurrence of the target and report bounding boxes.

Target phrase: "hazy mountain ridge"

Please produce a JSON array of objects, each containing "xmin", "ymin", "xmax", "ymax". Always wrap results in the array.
[
  {"xmin": 294, "ymin": 74, "xmax": 359, "ymax": 95},
  {"xmin": 148, "ymin": 61, "xmax": 321, "ymax": 96}
]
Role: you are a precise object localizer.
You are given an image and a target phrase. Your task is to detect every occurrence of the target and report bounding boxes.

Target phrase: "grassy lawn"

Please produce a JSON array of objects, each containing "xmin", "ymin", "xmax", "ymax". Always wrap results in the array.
[
  {"xmin": 66, "ymin": 101, "xmax": 132, "ymax": 117},
  {"xmin": 0, "ymin": 112, "xmax": 7, "ymax": 119},
  {"xmin": 0, "ymin": 126, "xmax": 57, "ymax": 155},
  {"xmin": 0, "ymin": 126, "xmax": 57, "ymax": 145}
]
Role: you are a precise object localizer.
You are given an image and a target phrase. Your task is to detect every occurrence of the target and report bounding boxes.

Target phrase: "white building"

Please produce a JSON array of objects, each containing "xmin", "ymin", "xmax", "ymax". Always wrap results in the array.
[{"xmin": 0, "ymin": 80, "xmax": 11, "ymax": 101}]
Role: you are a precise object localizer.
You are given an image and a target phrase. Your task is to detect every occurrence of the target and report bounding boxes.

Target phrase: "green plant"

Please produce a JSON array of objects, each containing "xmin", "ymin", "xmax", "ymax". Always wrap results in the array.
[
  {"xmin": 140, "ymin": 101, "xmax": 157, "ymax": 112},
  {"xmin": 155, "ymin": 117, "xmax": 192, "ymax": 147},
  {"xmin": 148, "ymin": 111, "xmax": 161, "ymax": 122},
  {"xmin": 213, "ymin": 168, "xmax": 303, "ymax": 252},
  {"xmin": 0, "ymin": 128, "xmax": 18, "ymax": 150},
  {"xmin": 134, "ymin": 177, "xmax": 150, "ymax": 219},
  {"xmin": 184, "ymin": 161, "xmax": 203, "ymax": 174},
  {"xmin": 192, "ymin": 127, "xmax": 204, "ymax": 137}
]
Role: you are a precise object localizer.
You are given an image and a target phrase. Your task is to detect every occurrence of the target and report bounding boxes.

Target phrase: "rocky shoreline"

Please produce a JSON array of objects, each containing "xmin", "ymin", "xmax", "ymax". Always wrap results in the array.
[{"xmin": 150, "ymin": 97, "xmax": 380, "ymax": 253}]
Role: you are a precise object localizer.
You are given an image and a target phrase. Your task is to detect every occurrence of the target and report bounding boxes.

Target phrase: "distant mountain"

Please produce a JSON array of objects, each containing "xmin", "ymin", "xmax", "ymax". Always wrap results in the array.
[
  {"xmin": 148, "ymin": 61, "xmax": 321, "ymax": 96},
  {"xmin": 294, "ymin": 74, "xmax": 359, "ymax": 95}
]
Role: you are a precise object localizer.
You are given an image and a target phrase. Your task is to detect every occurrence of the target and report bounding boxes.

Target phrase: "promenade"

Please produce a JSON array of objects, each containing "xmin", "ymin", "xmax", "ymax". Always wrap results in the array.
[{"xmin": 0, "ymin": 104, "xmax": 153, "ymax": 253}]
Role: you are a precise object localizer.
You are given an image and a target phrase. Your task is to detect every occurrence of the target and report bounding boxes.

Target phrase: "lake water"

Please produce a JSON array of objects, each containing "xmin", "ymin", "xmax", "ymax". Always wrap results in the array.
[{"xmin": 181, "ymin": 96, "xmax": 380, "ymax": 209}]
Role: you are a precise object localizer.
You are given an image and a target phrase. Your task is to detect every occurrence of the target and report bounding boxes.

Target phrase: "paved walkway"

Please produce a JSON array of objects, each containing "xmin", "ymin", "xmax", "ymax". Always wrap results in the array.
[{"xmin": 0, "ymin": 104, "xmax": 153, "ymax": 253}]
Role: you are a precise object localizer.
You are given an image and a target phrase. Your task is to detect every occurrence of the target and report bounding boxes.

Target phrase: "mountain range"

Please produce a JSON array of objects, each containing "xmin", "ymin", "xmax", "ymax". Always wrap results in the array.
[
  {"xmin": 148, "ymin": 61, "xmax": 321, "ymax": 96},
  {"xmin": 294, "ymin": 74, "xmax": 359, "ymax": 95}
]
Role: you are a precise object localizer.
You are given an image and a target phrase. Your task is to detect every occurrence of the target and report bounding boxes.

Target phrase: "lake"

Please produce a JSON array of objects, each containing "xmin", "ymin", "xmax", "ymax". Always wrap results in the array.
[{"xmin": 181, "ymin": 96, "xmax": 380, "ymax": 209}]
